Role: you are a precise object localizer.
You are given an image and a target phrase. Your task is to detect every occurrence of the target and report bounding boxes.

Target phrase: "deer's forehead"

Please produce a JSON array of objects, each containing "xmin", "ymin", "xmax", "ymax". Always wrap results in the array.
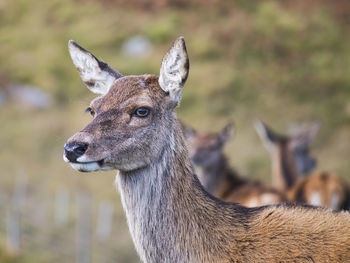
[
  {"xmin": 92, "ymin": 75, "xmax": 166, "ymax": 110},
  {"xmin": 191, "ymin": 134, "xmax": 219, "ymax": 148}
]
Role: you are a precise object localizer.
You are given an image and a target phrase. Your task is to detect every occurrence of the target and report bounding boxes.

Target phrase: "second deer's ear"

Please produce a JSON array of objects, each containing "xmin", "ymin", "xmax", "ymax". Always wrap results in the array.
[
  {"xmin": 68, "ymin": 40, "xmax": 123, "ymax": 95},
  {"xmin": 159, "ymin": 37, "xmax": 189, "ymax": 103},
  {"xmin": 218, "ymin": 123, "xmax": 235, "ymax": 145}
]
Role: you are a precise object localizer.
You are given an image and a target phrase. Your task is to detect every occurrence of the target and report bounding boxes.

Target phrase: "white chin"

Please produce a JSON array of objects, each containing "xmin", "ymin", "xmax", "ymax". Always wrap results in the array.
[
  {"xmin": 70, "ymin": 162, "xmax": 113, "ymax": 172},
  {"xmin": 63, "ymin": 154, "xmax": 113, "ymax": 172}
]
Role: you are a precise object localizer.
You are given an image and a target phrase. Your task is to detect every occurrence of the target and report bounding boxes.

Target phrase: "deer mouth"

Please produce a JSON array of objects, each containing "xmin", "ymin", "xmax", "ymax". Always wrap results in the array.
[
  {"xmin": 63, "ymin": 154, "xmax": 109, "ymax": 172},
  {"xmin": 70, "ymin": 161, "xmax": 104, "ymax": 172}
]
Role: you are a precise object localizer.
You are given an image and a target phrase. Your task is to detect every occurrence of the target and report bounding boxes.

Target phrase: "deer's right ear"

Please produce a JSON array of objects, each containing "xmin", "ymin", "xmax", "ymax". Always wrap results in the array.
[
  {"xmin": 290, "ymin": 122, "xmax": 321, "ymax": 149},
  {"xmin": 159, "ymin": 37, "xmax": 189, "ymax": 104},
  {"xmin": 68, "ymin": 40, "xmax": 123, "ymax": 95},
  {"xmin": 254, "ymin": 119, "xmax": 279, "ymax": 151},
  {"xmin": 218, "ymin": 123, "xmax": 235, "ymax": 145}
]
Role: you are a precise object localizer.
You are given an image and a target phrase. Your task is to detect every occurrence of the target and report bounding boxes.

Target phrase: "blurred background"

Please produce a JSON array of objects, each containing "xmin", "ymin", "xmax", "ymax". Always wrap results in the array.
[{"xmin": 0, "ymin": 0, "xmax": 350, "ymax": 262}]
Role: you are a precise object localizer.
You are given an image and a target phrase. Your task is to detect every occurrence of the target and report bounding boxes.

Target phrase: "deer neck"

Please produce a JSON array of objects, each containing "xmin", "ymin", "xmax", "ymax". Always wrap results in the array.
[
  {"xmin": 199, "ymin": 156, "xmax": 244, "ymax": 198},
  {"xmin": 115, "ymin": 122, "xmax": 247, "ymax": 263},
  {"xmin": 271, "ymin": 145, "xmax": 298, "ymax": 190}
]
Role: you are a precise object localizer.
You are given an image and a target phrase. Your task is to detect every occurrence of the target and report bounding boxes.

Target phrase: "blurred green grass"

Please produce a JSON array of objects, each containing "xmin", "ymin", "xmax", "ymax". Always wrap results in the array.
[{"xmin": 0, "ymin": 0, "xmax": 350, "ymax": 262}]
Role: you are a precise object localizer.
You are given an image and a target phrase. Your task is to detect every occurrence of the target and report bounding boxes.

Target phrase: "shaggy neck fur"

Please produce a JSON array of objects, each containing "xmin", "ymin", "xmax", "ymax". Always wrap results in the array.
[{"xmin": 115, "ymin": 121, "xmax": 249, "ymax": 263}]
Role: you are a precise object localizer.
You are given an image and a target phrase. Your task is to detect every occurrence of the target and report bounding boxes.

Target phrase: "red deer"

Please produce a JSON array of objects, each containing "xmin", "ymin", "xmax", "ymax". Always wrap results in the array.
[
  {"xmin": 64, "ymin": 37, "xmax": 350, "ymax": 262},
  {"xmin": 255, "ymin": 120, "xmax": 350, "ymax": 210},
  {"xmin": 183, "ymin": 123, "xmax": 286, "ymax": 207}
]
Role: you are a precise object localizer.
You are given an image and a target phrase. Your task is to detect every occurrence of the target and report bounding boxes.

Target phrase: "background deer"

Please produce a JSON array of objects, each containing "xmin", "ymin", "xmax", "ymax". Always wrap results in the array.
[
  {"xmin": 64, "ymin": 37, "xmax": 350, "ymax": 262},
  {"xmin": 255, "ymin": 120, "xmax": 350, "ymax": 210},
  {"xmin": 254, "ymin": 120, "xmax": 320, "ymax": 190},
  {"xmin": 183, "ymin": 123, "xmax": 286, "ymax": 207}
]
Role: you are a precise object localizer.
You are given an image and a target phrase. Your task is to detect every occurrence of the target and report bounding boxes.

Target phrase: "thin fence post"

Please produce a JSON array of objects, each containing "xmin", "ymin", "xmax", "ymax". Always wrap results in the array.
[
  {"xmin": 96, "ymin": 201, "xmax": 114, "ymax": 242},
  {"xmin": 77, "ymin": 192, "xmax": 91, "ymax": 263},
  {"xmin": 6, "ymin": 173, "xmax": 27, "ymax": 254},
  {"xmin": 6, "ymin": 207, "xmax": 20, "ymax": 254},
  {"xmin": 55, "ymin": 188, "xmax": 70, "ymax": 226}
]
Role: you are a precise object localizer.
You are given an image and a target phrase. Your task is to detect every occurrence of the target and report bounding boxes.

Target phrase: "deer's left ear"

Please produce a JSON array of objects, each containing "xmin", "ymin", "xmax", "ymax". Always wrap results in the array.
[
  {"xmin": 254, "ymin": 119, "xmax": 280, "ymax": 152},
  {"xmin": 159, "ymin": 37, "xmax": 189, "ymax": 103},
  {"xmin": 68, "ymin": 40, "xmax": 123, "ymax": 95}
]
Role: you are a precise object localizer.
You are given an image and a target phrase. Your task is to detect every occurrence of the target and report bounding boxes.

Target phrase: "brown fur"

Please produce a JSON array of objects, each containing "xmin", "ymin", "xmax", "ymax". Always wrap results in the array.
[
  {"xmin": 64, "ymin": 38, "xmax": 350, "ymax": 262},
  {"xmin": 184, "ymin": 125, "xmax": 286, "ymax": 207}
]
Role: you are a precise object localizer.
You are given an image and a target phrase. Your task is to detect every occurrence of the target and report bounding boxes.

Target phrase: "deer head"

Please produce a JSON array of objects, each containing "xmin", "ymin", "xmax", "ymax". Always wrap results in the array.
[
  {"xmin": 63, "ymin": 37, "xmax": 189, "ymax": 173},
  {"xmin": 183, "ymin": 123, "xmax": 234, "ymax": 169},
  {"xmin": 254, "ymin": 120, "xmax": 320, "ymax": 177}
]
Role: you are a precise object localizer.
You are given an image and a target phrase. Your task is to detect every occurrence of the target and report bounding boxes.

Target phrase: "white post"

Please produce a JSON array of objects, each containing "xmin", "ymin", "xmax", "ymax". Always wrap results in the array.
[
  {"xmin": 6, "ymin": 173, "xmax": 27, "ymax": 254},
  {"xmin": 55, "ymin": 189, "xmax": 70, "ymax": 226},
  {"xmin": 96, "ymin": 201, "xmax": 114, "ymax": 242},
  {"xmin": 6, "ymin": 207, "xmax": 20, "ymax": 254},
  {"xmin": 77, "ymin": 192, "xmax": 91, "ymax": 263}
]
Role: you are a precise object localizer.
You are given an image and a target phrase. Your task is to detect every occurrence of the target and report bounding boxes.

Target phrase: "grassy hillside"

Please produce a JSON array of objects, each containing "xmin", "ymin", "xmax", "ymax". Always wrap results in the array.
[{"xmin": 0, "ymin": 0, "xmax": 349, "ymax": 262}]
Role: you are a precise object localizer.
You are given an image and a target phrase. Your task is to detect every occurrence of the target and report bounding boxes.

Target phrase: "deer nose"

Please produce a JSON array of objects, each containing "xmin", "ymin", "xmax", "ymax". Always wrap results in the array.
[{"xmin": 64, "ymin": 142, "xmax": 88, "ymax": 162}]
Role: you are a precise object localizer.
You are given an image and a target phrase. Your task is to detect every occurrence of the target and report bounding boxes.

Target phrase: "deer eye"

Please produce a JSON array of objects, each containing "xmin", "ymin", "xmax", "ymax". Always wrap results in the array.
[
  {"xmin": 85, "ymin": 107, "xmax": 95, "ymax": 117},
  {"xmin": 134, "ymin": 107, "xmax": 150, "ymax": 118}
]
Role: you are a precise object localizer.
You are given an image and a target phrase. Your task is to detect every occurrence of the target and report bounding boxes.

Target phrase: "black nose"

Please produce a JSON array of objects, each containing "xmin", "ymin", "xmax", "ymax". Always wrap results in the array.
[{"xmin": 64, "ymin": 142, "xmax": 88, "ymax": 162}]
